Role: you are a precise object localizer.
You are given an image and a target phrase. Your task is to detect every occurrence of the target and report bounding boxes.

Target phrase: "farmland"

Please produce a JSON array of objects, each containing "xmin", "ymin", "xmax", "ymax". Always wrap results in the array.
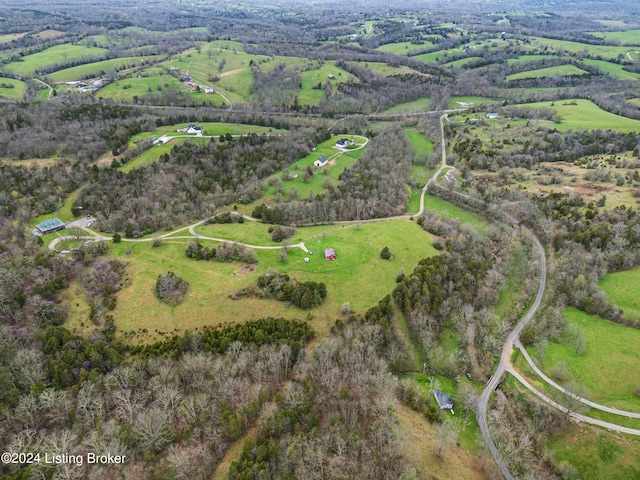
[
  {"xmin": 3, "ymin": 44, "xmax": 107, "ymax": 75},
  {"xmin": 0, "ymin": 77, "xmax": 26, "ymax": 99},
  {"xmin": 506, "ymin": 64, "xmax": 590, "ymax": 81}
]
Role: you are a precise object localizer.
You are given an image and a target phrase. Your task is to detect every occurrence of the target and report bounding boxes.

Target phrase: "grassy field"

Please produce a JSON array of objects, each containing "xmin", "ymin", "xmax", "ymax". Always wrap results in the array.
[
  {"xmin": 3, "ymin": 44, "xmax": 108, "ymax": 75},
  {"xmin": 599, "ymin": 267, "xmax": 640, "ymax": 320},
  {"xmin": 31, "ymin": 189, "xmax": 80, "ymax": 226},
  {"xmin": 588, "ymin": 29, "xmax": 640, "ymax": 45},
  {"xmin": 527, "ymin": 36, "xmax": 631, "ymax": 60},
  {"xmin": 0, "ymin": 77, "xmax": 26, "ymax": 99},
  {"xmin": 581, "ymin": 58, "xmax": 640, "ymax": 80},
  {"xmin": 258, "ymin": 135, "xmax": 366, "ymax": 201},
  {"xmin": 48, "ymin": 56, "xmax": 159, "ymax": 83},
  {"xmin": 520, "ymin": 99, "xmax": 640, "ymax": 132},
  {"xmin": 376, "ymin": 41, "xmax": 434, "ymax": 55},
  {"xmin": 364, "ymin": 62, "xmax": 422, "ymax": 77},
  {"xmin": 547, "ymin": 423, "xmax": 640, "ymax": 480},
  {"xmin": 506, "ymin": 54, "xmax": 558, "ymax": 64},
  {"xmin": 422, "ymin": 194, "xmax": 484, "ymax": 229},
  {"xmin": 95, "ymin": 75, "xmax": 181, "ymax": 101},
  {"xmin": 0, "ymin": 33, "xmax": 26, "ymax": 44},
  {"xmin": 536, "ymin": 307, "xmax": 640, "ymax": 411},
  {"xmin": 106, "ymin": 220, "xmax": 437, "ymax": 341},
  {"xmin": 298, "ymin": 61, "xmax": 354, "ymax": 105},
  {"xmin": 443, "ymin": 57, "xmax": 482, "ymax": 68},
  {"xmin": 449, "ymin": 96, "xmax": 500, "ymax": 108},
  {"xmin": 506, "ymin": 64, "xmax": 589, "ymax": 81},
  {"xmin": 384, "ymin": 97, "xmax": 431, "ymax": 114},
  {"xmin": 404, "ymin": 128, "xmax": 434, "ymax": 155}
]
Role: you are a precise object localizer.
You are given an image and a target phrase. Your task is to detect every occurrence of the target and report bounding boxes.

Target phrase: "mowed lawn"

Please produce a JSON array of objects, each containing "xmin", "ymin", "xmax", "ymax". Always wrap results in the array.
[
  {"xmin": 520, "ymin": 99, "xmax": 640, "ymax": 132},
  {"xmin": 539, "ymin": 307, "xmax": 640, "ymax": 411},
  {"xmin": 599, "ymin": 267, "xmax": 640, "ymax": 320},
  {"xmin": 107, "ymin": 220, "xmax": 437, "ymax": 340},
  {"xmin": 0, "ymin": 77, "xmax": 26, "ymax": 99},
  {"xmin": 3, "ymin": 44, "xmax": 107, "ymax": 75},
  {"xmin": 506, "ymin": 64, "xmax": 589, "ymax": 81}
]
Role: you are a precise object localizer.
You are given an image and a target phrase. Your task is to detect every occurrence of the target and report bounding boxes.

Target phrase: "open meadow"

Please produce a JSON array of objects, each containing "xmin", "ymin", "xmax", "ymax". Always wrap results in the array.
[
  {"xmin": 3, "ymin": 44, "xmax": 107, "ymax": 75},
  {"xmin": 101, "ymin": 220, "xmax": 437, "ymax": 342},
  {"xmin": 535, "ymin": 307, "xmax": 640, "ymax": 411},
  {"xmin": 48, "ymin": 56, "xmax": 160, "ymax": 83},
  {"xmin": 0, "ymin": 77, "xmax": 26, "ymax": 99},
  {"xmin": 506, "ymin": 64, "xmax": 589, "ymax": 81},
  {"xmin": 599, "ymin": 267, "xmax": 640, "ymax": 320}
]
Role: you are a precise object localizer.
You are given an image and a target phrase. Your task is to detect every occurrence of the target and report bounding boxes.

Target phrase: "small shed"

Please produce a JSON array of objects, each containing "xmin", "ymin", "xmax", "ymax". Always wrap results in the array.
[
  {"xmin": 36, "ymin": 217, "xmax": 66, "ymax": 235},
  {"xmin": 486, "ymin": 113, "xmax": 500, "ymax": 119},
  {"xmin": 324, "ymin": 248, "xmax": 336, "ymax": 260},
  {"xmin": 434, "ymin": 390, "xmax": 454, "ymax": 410},
  {"xmin": 314, "ymin": 156, "xmax": 328, "ymax": 167}
]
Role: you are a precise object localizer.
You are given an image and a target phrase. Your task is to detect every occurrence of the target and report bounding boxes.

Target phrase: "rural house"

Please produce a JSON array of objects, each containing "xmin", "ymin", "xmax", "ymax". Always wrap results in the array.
[
  {"xmin": 314, "ymin": 156, "xmax": 328, "ymax": 167},
  {"xmin": 36, "ymin": 217, "xmax": 66, "ymax": 235},
  {"xmin": 433, "ymin": 390, "xmax": 454, "ymax": 411},
  {"xmin": 324, "ymin": 248, "xmax": 336, "ymax": 260},
  {"xmin": 335, "ymin": 138, "xmax": 354, "ymax": 147}
]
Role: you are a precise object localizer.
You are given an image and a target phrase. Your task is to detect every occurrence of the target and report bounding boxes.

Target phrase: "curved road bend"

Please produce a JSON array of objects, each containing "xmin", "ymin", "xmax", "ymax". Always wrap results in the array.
[{"xmin": 475, "ymin": 226, "xmax": 547, "ymax": 480}]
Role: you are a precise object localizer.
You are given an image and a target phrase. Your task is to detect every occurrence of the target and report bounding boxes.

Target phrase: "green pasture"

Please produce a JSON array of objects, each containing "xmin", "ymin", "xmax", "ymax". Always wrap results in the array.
[
  {"xmin": 404, "ymin": 128, "xmax": 434, "ymax": 155},
  {"xmin": 48, "ymin": 56, "xmax": 159, "ymax": 83},
  {"xmin": 581, "ymin": 58, "xmax": 640, "ymax": 80},
  {"xmin": 506, "ymin": 64, "xmax": 589, "ymax": 81},
  {"xmin": 520, "ymin": 99, "xmax": 640, "ymax": 132},
  {"xmin": 547, "ymin": 423, "xmax": 640, "ymax": 480},
  {"xmin": 413, "ymin": 51, "xmax": 449, "ymax": 64},
  {"xmin": 106, "ymin": 220, "xmax": 437, "ymax": 340},
  {"xmin": 527, "ymin": 36, "xmax": 631, "ymax": 60},
  {"xmin": 3, "ymin": 44, "xmax": 108, "ymax": 76},
  {"xmin": 599, "ymin": 267, "xmax": 640, "ymax": 320},
  {"xmin": 422, "ymin": 194, "xmax": 484, "ymax": 229},
  {"xmin": 376, "ymin": 41, "xmax": 434, "ymax": 55},
  {"xmin": 119, "ymin": 137, "xmax": 206, "ymax": 172},
  {"xmin": 587, "ymin": 29, "xmax": 640, "ymax": 45},
  {"xmin": 261, "ymin": 135, "xmax": 367, "ymax": 201},
  {"xmin": 0, "ymin": 77, "xmax": 26, "ymax": 99},
  {"xmin": 298, "ymin": 61, "xmax": 354, "ymax": 105},
  {"xmin": 506, "ymin": 54, "xmax": 558, "ymax": 64},
  {"xmin": 384, "ymin": 97, "xmax": 431, "ymax": 114},
  {"xmin": 535, "ymin": 307, "xmax": 640, "ymax": 411},
  {"xmin": 443, "ymin": 57, "xmax": 482, "ymax": 68},
  {"xmin": 95, "ymin": 75, "xmax": 181, "ymax": 101},
  {"xmin": 128, "ymin": 121, "xmax": 284, "ymax": 143},
  {"xmin": 449, "ymin": 96, "xmax": 500, "ymax": 109}
]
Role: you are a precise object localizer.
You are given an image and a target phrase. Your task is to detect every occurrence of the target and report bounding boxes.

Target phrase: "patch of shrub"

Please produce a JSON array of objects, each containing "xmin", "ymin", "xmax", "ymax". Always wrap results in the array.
[{"xmin": 155, "ymin": 271, "xmax": 188, "ymax": 306}]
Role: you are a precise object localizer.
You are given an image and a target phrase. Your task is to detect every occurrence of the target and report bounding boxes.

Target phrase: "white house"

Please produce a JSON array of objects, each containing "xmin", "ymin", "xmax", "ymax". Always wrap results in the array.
[{"xmin": 314, "ymin": 156, "xmax": 328, "ymax": 167}]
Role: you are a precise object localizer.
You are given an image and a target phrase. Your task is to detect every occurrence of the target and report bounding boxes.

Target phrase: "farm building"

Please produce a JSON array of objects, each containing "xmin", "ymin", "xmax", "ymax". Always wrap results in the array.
[
  {"xmin": 314, "ymin": 156, "xmax": 328, "ymax": 167},
  {"xmin": 335, "ymin": 138, "xmax": 354, "ymax": 147},
  {"xmin": 324, "ymin": 248, "xmax": 336, "ymax": 260},
  {"xmin": 486, "ymin": 113, "xmax": 500, "ymax": 119},
  {"xmin": 36, "ymin": 217, "xmax": 66, "ymax": 235},
  {"xmin": 433, "ymin": 390, "xmax": 454, "ymax": 410}
]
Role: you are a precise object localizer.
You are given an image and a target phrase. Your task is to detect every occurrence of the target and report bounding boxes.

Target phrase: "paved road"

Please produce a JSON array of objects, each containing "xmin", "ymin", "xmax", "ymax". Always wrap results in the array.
[{"xmin": 475, "ymin": 224, "xmax": 547, "ymax": 480}]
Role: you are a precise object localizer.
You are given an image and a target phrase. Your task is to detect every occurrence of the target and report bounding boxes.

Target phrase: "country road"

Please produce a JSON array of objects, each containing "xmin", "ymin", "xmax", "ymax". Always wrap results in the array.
[{"xmin": 475, "ymin": 225, "xmax": 547, "ymax": 480}]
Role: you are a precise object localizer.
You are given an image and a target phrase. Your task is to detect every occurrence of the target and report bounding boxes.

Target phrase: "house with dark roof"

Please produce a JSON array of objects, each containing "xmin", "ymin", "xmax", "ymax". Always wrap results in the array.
[
  {"xmin": 336, "ymin": 138, "xmax": 355, "ymax": 148},
  {"xmin": 434, "ymin": 390, "xmax": 454, "ymax": 410},
  {"xmin": 314, "ymin": 156, "xmax": 328, "ymax": 167},
  {"xmin": 36, "ymin": 217, "xmax": 66, "ymax": 235},
  {"xmin": 324, "ymin": 248, "xmax": 336, "ymax": 260}
]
